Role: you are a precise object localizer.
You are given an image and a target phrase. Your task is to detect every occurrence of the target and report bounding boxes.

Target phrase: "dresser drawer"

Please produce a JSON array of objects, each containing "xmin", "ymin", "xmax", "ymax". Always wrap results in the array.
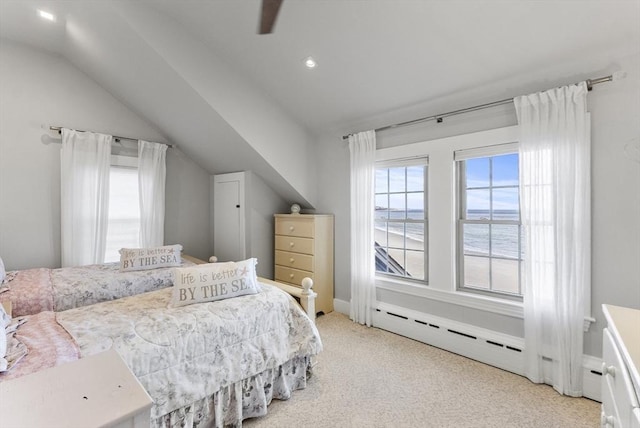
[
  {"xmin": 275, "ymin": 218, "xmax": 314, "ymax": 238},
  {"xmin": 275, "ymin": 250, "xmax": 314, "ymax": 271},
  {"xmin": 275, "ymin": 235, "xmax": 314, "ymax": 255},
  {"xmin": 603, "ymin": 328, "xmax": 639, "ymax": 426},
  {"xmin": 275, "ymin": 266, "xmax": 314, "ymax": 286}
]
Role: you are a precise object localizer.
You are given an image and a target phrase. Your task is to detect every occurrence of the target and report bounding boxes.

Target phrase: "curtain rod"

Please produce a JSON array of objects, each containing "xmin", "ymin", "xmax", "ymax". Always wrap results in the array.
[
  {"xmin": 341, "ymin": 74, "xmax": 615, "ymax": 140},
  {"xmin": 49, "ymin": 126, "xmax": 174, "ymax": 148}
]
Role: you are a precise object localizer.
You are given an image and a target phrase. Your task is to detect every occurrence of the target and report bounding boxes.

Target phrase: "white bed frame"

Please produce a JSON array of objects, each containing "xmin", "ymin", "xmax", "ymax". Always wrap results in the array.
[{"xmin": 183, "ymin": 255, "xmax": 318, "ymax": 322}]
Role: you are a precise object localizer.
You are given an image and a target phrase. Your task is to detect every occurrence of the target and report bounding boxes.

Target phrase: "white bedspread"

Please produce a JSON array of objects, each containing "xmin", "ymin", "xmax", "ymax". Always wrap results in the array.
[{"xmin": 56, "ymin": 282, "xmax": 322, "ymax": 419}]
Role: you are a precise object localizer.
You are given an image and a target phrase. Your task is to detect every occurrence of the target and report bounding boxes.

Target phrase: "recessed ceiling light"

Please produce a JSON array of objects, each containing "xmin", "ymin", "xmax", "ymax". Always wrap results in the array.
[
  {"xmin": 304, "ymin": 56, "xmax": 317, "ymax": 69},
  {"xmin": 38, "ymin": 10, "xmax": 56, "ymax": 22}
]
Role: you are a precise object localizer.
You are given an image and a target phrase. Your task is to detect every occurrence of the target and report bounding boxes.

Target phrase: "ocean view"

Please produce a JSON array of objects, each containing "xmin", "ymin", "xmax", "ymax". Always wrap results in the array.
[{"xmin": 375, "ymin": 209, "xmax": 522, "ymax": 260}]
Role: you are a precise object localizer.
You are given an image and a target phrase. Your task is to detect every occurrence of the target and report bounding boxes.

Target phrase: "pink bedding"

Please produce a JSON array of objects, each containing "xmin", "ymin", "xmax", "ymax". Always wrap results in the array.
[
  {"xmin": 0, "ymin": 269, "xmax": 54, "ymax": 317},
  {"xmin": 0, "ymin": 311, "xmax": 79, "ymax": 382}
]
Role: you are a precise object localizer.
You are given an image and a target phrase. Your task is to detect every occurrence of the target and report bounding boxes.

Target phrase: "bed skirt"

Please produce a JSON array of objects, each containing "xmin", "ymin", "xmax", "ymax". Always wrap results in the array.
[{"xmin": 153, "ymin": 355, "xmax": 311, "ymax": 428}]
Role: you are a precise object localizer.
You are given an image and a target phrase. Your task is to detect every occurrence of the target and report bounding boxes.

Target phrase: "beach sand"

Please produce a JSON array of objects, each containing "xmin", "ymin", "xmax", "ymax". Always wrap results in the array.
[{"xmin": 375, "ymin": 228, "xmax": 519, "ymax": 294}]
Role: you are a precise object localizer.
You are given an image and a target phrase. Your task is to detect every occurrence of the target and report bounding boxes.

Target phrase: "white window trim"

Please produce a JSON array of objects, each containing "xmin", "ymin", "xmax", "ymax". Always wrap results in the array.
[
  {"xmin": 375, "ymin": 125, "xmax": 594, "ymax": 330},
  {"xmin": 376, "ymin": 274, "xmax": 524, "ymax": 318}
]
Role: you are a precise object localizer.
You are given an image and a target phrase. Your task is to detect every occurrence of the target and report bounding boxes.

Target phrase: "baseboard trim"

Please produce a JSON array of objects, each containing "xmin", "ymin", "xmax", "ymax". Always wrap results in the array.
[{"xmin": 333, "ymin": 298, "xmax": 350, "ymax": 315}]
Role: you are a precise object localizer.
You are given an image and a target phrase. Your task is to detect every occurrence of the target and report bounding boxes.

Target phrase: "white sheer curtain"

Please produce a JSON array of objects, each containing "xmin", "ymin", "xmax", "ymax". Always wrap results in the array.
[
  {"xmin": 515, "ymin": 82, "xmax": 591, "ymax": 397},
  {"xmin": 60, "ymin": 129, "xmax": 112, "ymax": 267},
  {"xmin": 138, "ymin": 140, "xmax": 167, "ymax": 247},
  {"xmin": 348, "ymin": 130, "xmax": 376, "ymax": 326}
]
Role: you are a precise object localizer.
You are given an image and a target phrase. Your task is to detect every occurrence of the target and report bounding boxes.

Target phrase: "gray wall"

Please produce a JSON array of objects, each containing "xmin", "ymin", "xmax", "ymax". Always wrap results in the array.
[
  {"xmin": 246, "ymin": 172, "xmax": 290, "ymax": 279},
  {"xmin": 314, "ymin": 52, "xmax": 640, "ymax": 358},
  {"xmin": 0, "ymin": 39, "xmax": 211, "ymax": 268}
]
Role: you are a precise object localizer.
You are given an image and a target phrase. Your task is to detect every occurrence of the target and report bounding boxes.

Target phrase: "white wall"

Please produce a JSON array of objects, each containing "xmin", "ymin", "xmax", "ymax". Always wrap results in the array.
[
  {"xmin": 315, "ymin": 52, "xmax": 640, "ymax": 358},
  {"xmin": 0, "ymin": 39, "xmax": 211, "ymax": 269}
]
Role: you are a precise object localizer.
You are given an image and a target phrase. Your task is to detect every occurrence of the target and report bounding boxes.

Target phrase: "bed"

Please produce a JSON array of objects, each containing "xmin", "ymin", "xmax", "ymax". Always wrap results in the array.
[
  {"xmin": 1, "ymin": 279, "xmax": 322, "ymax": 427},
  {"xmin": 0, "ymin": 249, "xmax": 199, "ymax": 317}
]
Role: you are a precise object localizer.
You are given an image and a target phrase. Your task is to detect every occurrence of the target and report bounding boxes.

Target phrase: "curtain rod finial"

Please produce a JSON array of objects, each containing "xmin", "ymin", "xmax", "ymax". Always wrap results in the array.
[{"xmin": 612, "ymin": 71, "xmax": 626, "ymax": 82}]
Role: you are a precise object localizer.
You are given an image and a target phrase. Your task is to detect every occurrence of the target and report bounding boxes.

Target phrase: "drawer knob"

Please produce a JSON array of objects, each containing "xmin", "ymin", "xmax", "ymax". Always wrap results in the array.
[
  {"xmin": 600, "ymin": 411, "xmax": 615, "ymax": 427},
  {"xmin": 289, "ymin": 242, "xmax": 295, "ymax": 247},
  {"xmin": 289, "ymin": 226, "xmax": 295, "ymax": 232},
  {"xmin": 601, "ymin": 362, "xmax": 616, "ymax": 377},
  {"xmin": 289, "ymin": 273, "xmax": 294, "ymax": 279},
  {"xmin": 289, "ymin": 258, "xmax": 295, "ymax": 263}
]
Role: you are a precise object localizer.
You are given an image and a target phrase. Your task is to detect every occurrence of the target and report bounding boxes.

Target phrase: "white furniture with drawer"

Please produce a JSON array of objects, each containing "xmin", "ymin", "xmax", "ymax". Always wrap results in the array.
[
  {"xmin": 601, "ymin": 304, "xmax": 640, "ymax": 428},
  {"xmin": 0, "ymin": 349, "xmax": 152, "ymax": 427},
  {"xmin": 274, "ymin": 214, "xmax": 334, "ymax": 315}
]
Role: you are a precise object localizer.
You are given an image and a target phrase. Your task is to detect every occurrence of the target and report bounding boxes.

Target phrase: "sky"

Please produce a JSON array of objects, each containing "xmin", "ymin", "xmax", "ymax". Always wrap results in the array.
[{"xmin": 375, "ymin": 153, "xmax": 520, "ymax": 213}]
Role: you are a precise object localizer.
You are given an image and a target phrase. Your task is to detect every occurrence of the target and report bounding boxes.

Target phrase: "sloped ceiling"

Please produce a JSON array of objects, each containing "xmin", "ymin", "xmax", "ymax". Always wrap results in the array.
[{"xmin": 1, "ymin": 0, "xmax": 639, "ymax": 204}]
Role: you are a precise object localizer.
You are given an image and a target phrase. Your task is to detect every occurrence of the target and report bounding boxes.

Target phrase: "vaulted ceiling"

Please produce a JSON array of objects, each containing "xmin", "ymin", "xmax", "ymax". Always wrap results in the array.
[{"xmin": 1, "ymin": 0, "xmax": 639, "ymax": 206}]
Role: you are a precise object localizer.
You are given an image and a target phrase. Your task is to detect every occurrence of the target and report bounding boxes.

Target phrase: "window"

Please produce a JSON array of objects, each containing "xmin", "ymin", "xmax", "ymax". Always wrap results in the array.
[
  {"xmin": 374, "ymin": 159, "xmax": 428, "ymax": 283},
  {"xmin": 456, "ymin": 144, "xmax": 522, "ymax": 298},
  {"xmin": 104, "ymin": 156, "xmax": 140, "ymax": 262}
]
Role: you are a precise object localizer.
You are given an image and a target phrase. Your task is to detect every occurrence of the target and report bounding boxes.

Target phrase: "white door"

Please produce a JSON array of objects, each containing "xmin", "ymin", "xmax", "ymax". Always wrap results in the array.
[{"xmin": 213, "ymin": 173, "xmax": 245, "ymax": 262}]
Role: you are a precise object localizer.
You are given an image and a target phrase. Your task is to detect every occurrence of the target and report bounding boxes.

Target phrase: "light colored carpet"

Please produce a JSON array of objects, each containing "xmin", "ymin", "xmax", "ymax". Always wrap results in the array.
[{"xmin": 244, "ymin": 312, "xmax": 599, "ymax": 428}]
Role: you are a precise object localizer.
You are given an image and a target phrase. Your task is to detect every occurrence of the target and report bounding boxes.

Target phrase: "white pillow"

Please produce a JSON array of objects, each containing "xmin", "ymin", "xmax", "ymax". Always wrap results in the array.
[
  {"xmin": 170, "ymin": 258, "xmax": 260, "ymax": 307},
  {"xmin": 119, "ymin": 244, "xmax": 183, "ymax": 272},
  {"xmin": 0, "ymin": 256, "xmax": 5, "ymax": 284}
]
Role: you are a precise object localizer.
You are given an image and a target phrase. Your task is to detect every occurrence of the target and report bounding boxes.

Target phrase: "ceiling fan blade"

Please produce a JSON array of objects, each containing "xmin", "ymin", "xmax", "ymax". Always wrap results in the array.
[{"xmin": 259, "ymin": 0, "xmax": 283, "ymax": 34}]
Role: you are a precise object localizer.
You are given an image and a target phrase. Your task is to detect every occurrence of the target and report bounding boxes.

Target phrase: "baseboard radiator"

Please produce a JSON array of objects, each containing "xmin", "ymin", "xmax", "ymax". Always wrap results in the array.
[{"xmin": 372, "ymin": 302, "xmax": 602, "ymax": 402}]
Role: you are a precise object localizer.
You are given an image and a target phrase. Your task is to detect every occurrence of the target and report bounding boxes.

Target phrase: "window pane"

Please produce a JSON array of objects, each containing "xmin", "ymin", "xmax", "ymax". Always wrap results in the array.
[
  {"xmin": 406, "ymin": 223, "xmax": 424, "ymax": 251},
  {"xmin": 463, "ymin": 223, "xmax": 489, "ymax": 256},
  {"xmin": 389, "ymin": 193, "xmax": 406, "ymax": 217},
  {"xmin": 492, "ymin": 153, "xmax": 519, "ymax": 186},
  {"xmin": 463, "ymin": 256, "xmax": 490, "ymax": 289},
  {"xmin": 406, "ymin": 166, "xmax": 424, "ymax": 192},
  {"xmin": 491, "ymin": 258, "xmax": 520, "ymax": 294},
  {"xmin": 389, "ymin": 167, "xmax": 406, "ymax": 193},
  {"xmin": 465, "ymin": 158, "xmax": 490, "ymax": 188},
  {"xmin": 492, "ymin": 187, "xmax": 519, "ymax": 219},
  {"xmin": 387, "ymin": 223, "xmax": 405, "ymax": 249},
  {"xmin": 105, "ymin": 166, "xmax": 139, "ymax": 263},
  {"xmin": 388, "ymin": 248, "xmax": 406, "ymax": 274},
  {"xmin": 405, "ymin": 250, "xmax": 424, "ymax": 280},
  {"xmin": 491, "ymin": 224, "xmax": 520, "ymax": 259},
  {"xmin": 375, "ymin": 194, "xmax": 389, "ymax": 219},
  {"xmin": 374, "ymin": 221, "xmax": 388, "ymax": 247},
  {"xmin": 407, "ymin": 192, "xmax": 424, "ymax": 219},
  {"xmin": 375, "ymin": 169, "xmax": 388, "ymax": 193},
  {"xmin": 466, "ymin": 189, "xmax": 490, "ymax": 219},
  {"xmin": 375, "ymin": 248, "xmax": 391, "ymax": 274}
]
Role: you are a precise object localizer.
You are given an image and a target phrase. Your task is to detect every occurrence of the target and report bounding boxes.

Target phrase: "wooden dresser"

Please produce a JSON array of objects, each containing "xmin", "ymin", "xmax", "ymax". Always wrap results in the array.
[
  {"xmin": 601, "ymin": 304, "xmax": 640, "ymax": 428},
  {"xmin": 274, "ymin": 214, "xmax": 334, "ymax": 315}
]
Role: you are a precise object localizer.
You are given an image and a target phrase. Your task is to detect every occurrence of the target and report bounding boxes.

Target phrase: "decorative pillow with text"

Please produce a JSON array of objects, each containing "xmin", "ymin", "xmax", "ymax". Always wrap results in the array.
[
  {"xmin": 119, "ymin": 244, "xmax": 183, "ymax": 272},
  {"xmin": 170, "ymin": 258, "xmax": 259, "ymax": 307}
]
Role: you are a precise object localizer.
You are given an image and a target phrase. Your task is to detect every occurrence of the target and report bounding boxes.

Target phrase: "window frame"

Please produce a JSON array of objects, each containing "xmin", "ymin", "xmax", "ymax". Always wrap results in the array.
[
  {"xmin": 374, "ymin": 157, "xmax": 429, "ymax": 285},
  {"xmin": 455, "ymin": 143, "xmax": 523, "ymax": 301}
]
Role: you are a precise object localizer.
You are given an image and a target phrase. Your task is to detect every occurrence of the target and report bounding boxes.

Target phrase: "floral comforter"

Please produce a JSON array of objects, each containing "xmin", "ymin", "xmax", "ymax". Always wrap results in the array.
[
  {"xmin": 56, "ymin": 282, "xmax": 322, "ymax": 420},
  {"xmin": 1, "ymin": 260, "xmax": 195, "ymax": 316}
]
